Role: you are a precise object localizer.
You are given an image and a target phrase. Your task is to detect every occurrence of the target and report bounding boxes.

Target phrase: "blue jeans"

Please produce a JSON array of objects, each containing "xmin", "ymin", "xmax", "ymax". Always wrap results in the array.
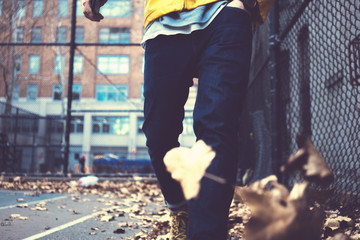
[{"xmin": 143, "ymin": 7, "xmax": 252, "ymax": 240}]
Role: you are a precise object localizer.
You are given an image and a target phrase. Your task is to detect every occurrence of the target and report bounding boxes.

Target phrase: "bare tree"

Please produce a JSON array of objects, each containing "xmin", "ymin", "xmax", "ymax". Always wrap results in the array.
[
  {"xmin": 0, "ymin": 0, "xmax": 68, "ymax": 137},
  {"xmin": 0, "ymin": 0, "xmax": 29, "ymax": 133}
]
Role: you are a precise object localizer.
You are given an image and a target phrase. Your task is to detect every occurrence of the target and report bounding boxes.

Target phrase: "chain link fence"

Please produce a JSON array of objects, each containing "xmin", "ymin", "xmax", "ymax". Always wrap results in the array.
[
  {"xmin": 243, "ymin": 0, "xmax": 360, "ymax": 210},
  {"xmin": 0, "ymin": 102, "xmax": 64, "ymax": 173},
  {"xmin": 0, "ymin": 0, "xmax": 154, "ymax": 175},
  {"xmin": 1, "ymin": 0, "xmax": 359, "ymax": 209}
]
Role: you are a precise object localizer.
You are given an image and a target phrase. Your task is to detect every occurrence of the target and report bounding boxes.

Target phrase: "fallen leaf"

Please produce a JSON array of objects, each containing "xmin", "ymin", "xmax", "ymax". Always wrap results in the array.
[
  {"xmin": 96, "ymin": 211, "xmax": 108, "ymax": 216},
  {"xmin": 13, "ymin": 176, "xmax": 21, "ymax": 182},
  {"xmin": 100, "ymin": 215, "xmax": 115, "ymax": 222},
  {"xmin": 30, "ymin": 206, "xmax": 47, "ymax": 211},
  {"xmin": 10, "ymin": 214, "xmax": 28, "ymax": 220},
  {"xmin": 332, "ymin": 233, "xmax": 350, "ymax": 240},
  {"xmin": 325, "ymin": 218, "xmax": 341, "ymax": 230},
  {"xmin": 118, "ymin": 222, "xmax": 129, "ymax": 228},
  {"xmin": 72, "ymin": 210, "xmax": 81, "ymax": 215},
  {"xmin": 10, "ymin": 214, "xmax": 21, "ymax": 219},
  {"xmin": 113, "ymin": 228, "xmax": 125, "ymax": 234},
  {"xmin": 164, "ymin": 140, "xmax": 216, "ymax": 200},
  {"xmin": 16, "ymin": 204, "xmax": 28, "ymax": 208}
]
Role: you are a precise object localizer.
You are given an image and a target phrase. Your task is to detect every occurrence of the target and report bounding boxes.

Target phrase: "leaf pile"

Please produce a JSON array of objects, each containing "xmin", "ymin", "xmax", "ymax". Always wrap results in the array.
[{"xmin": 0, "ymin": 174, "xmax": 359, "ymax": 239}]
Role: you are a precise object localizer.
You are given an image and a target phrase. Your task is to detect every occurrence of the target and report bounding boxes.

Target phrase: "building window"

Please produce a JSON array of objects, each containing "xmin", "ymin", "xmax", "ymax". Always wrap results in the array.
[
  {"xmin": 27, "ymin": 84, "xmax": 38, "ymax": 101},
  {"xmin": 33, "ymin": 0, "xmax": 43, "ymax": 17},
  {"xmin": 182, "ymin": 117, "xmax": 194, "ymax": 135},
  {"xmin": 29, "ymin": 55, "xmax": 40, "ymax": 74},
  {"xmin": 92, "ymin": 116, "xmax": 130, "ymax": 135},
  {"xmin": 56, "ymin": 27, "xmax": 67, "ymax": 43},
  {"xmin": 76, "ymin": 0, "xmax": 83, "ymax": 17},
  {"xmin": 52, "ymin": 84, "xmax": 63, "ymax": 101},
  {"xmin": 71, "ymin": 116, "xmax": 84, "ymax": 133},
  {"xmin": 16, "ymin": 0, "xmax": 26, "ymax": 18},
  {"xmin": 31, "ymin": 27, "xmax": 42, "ymax": 43},
  {"xmin": 75, "ymin": 26, "xmax": 84, "ymax": 43},
  {"xmin": 99, "ymin": 28, "xmax": 130, "ymax": 44},
  {"xmin": 137, "ymin": 116, "xmax": 144, "ymax": 134},
  {"xmin": 15, "ymin": 55, "xmax": 22, "ymax": 74},
  {"xmin": 14, "ymin": 28, "xmax": 24, "ymax": 42},
  {"xmin": 12, "ymin": 84, "xmax": 20, "ymax": 101},
  {"xmin": 72, "ymin": 84, "xmax": 82, "ymax": 101},
  {"xmin": 54, "ymin": 55, "xmax": 65, "ymax": 74},
  {"xmin": 73, "ymin": 55, "xmax": 83, "ymax": 74},
  {"xmin": 47, "ymin": 118, "xmax": 64, "ymax": 133},
  {"xmin": 96, "ymin": 84, "xmax": 128, "ymax": 102},
  {"xmin": 58, "ymin": 0, "xmax": 68, "ymax": 17},
  {"xmin": 97, "ymin": 55, "xmax": 129, "ymax": 74},
  {"xmin": 101, "ymin": 0, "xmax": 131, "ymax": 17},
  {"xmin": 11, "ymin": 118, "xmax": 38, "ymax": 133}
]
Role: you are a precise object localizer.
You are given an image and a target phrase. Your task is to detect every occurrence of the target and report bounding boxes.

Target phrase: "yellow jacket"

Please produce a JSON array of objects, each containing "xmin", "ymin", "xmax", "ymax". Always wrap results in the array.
[{"xmin": 144, "ymin": 0, "xmax": 275, "ymax": 29}]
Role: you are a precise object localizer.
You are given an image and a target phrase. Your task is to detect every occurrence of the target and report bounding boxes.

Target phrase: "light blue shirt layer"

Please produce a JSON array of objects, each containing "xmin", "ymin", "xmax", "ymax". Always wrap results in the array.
[{"xmin": 141, "ymin": 1, "xmax": 229, "ymax": 48}]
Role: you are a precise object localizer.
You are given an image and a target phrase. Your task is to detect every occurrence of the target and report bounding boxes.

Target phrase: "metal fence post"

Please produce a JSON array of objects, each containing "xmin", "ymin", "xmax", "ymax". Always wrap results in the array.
[
  {"xmin": 269, "ymin": 0, "xmax": 281, "ymax": 178},
  {"xmin": 64, "ymin": 0, "xmax": 77, "ymax": 175}
]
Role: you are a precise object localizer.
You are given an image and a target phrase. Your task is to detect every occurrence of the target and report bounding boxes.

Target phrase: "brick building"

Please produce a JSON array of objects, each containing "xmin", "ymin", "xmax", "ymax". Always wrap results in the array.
[{"xmin": 0, "ymin": 0, "xmax": 196, "ymax": 173}]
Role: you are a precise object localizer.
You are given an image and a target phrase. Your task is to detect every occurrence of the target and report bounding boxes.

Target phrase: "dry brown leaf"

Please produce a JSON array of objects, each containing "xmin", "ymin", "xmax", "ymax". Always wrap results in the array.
[
  {"xmin": 96, "ymin": 211, "xmax": 108, "ymax": 216},
  {"xmin": 10, "ymin": 214, "xmax": 21, "ymax": 219},
  {"xmin": 10, "ymin": 214, "xmax": 28, "ymax": 220},
  {"xmin": 325, "ymin": 218, "xmax": 341, "ymax": 230},
  {"xmin": 332, "ymin": 233, "xmax": 350, "ymax": 240},
  {"xmin": 164, "ymin": 140, "xmax": 216, "ymax": 200},
  {"xmin": 31, "ymin": 206, "xmax": 47, "ymax": 211},
  {"xmin": 72, "ymin": 210, "xmax": 81, "ymax": 215},
  {"xmin": 16, "ymin": 204, "xmax": 28, "ymax": 208},
  {"xmin": 100, "ymin": 215, "xmax": 115, "ymax": 222},
  {"xmin": 281, "ymin": 134, "xmax": 334, "ymax": 186},
  {"xmin": 113, "ymin": 228, "xmax": 125, "ymax": 234},
  {"xmin": 236, "ymin": 176, "xmax": 324, "ymax": 240},
  {"xmin": 13, "ymin": 176, "xmax": 21, "ymax": 182}
]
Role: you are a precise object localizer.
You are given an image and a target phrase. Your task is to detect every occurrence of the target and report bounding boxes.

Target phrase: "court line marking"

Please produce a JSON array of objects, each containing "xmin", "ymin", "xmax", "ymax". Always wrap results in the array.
[
  {"xmin": 22, "ymin": 207, "xmax": 114, "ymax": 240},
  {"xmin": 22, "ymin": 213, "xmax": 96, "ymax": 240},
  {"xmin": 0, "ymin": 195, "xmax": 68, "ymax": 210}
]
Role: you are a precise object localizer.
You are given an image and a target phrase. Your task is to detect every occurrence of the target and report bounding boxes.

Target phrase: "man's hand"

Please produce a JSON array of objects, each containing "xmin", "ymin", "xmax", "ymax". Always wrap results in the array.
[{"xmin": 81, "ymin": 0, "xmax": 108, "ymax": 22}]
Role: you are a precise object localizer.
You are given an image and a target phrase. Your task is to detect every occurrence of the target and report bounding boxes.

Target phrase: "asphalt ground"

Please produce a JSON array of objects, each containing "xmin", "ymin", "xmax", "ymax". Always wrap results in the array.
[{"xmin": 0, "ymin": 189, "xmax": 167, "ymax": 240}]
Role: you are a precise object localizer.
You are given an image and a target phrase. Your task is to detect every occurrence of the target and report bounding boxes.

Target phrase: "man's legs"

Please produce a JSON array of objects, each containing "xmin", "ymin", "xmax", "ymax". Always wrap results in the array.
[
  {"xmin": 188, "ymin": 7, "xmax": 253, "ymax": 239},
  {"xmin": 143, "ymin": 34, "xmax": 195, "ymax": 208}
]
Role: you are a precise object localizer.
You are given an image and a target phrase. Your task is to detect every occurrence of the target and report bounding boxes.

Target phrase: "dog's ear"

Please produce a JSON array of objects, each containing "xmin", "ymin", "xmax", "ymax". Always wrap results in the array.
[
  {"xmin": 236, "ymin": 178, "xmax": 324, "ymax": 240},
  {"xmin": 281, "ymin": 134, "xmax": 334, "ymax": 186}
]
